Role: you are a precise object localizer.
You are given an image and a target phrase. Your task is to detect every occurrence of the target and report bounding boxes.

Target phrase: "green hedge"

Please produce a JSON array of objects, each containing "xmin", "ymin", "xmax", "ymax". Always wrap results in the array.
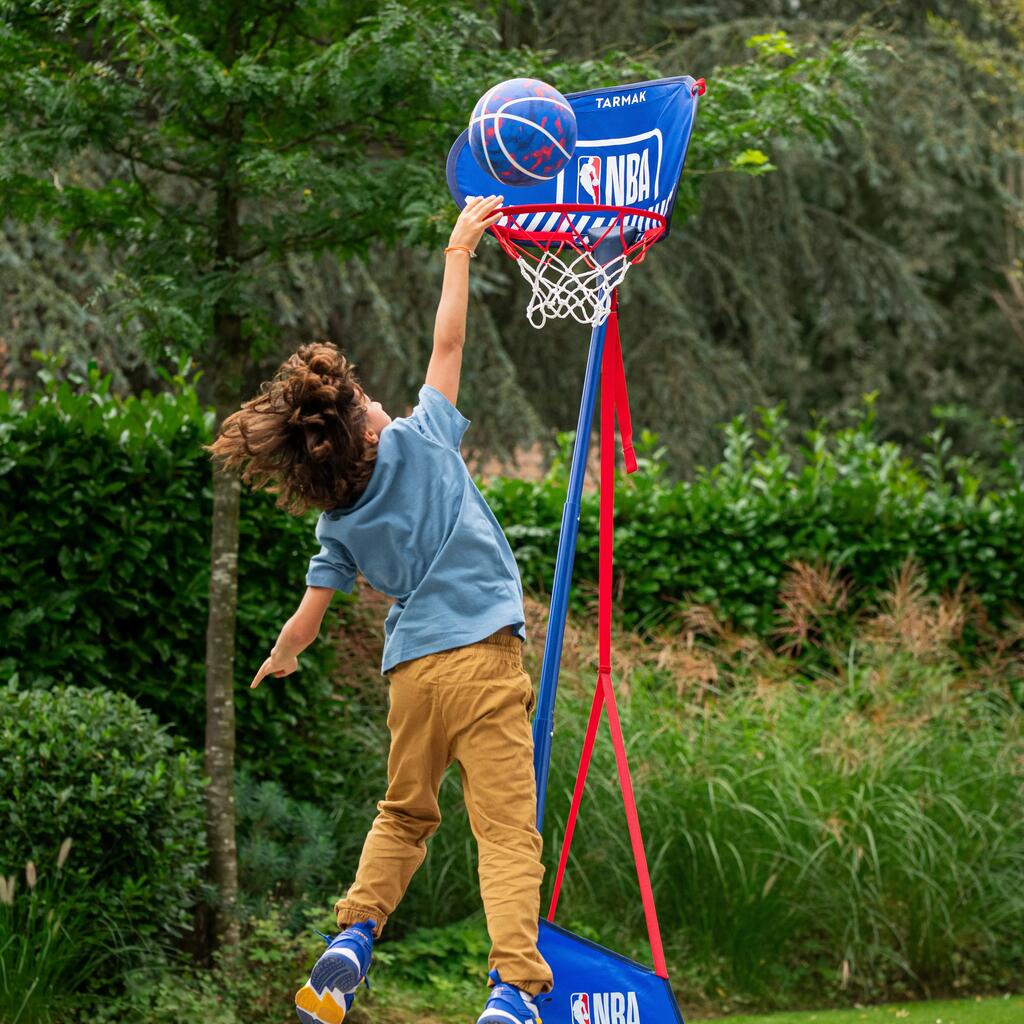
[
  {"xmin": 3, "ymin": 373, "xmax": 1022, "ymax": 802},
  {"xmin": 484, "ymin": 404, "xmax": 1024, "ymax": 632},
  {"xmin": 0, "ymin": 683, "xmax": 206, "ymax": 947},
  {"xmin": 0, "ymin": 366, "xmax": 357, "ymax": 798}
]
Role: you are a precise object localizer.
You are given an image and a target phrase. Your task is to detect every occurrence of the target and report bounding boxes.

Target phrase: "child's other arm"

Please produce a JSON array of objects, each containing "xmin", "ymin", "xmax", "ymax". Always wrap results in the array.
[
  {"xmin": 426, "ymin": 194, "xmax": 504, "ymax": 406},
  {"xmin": 250, "ymin": 586, "xmax": 335, "ymax": 689}
]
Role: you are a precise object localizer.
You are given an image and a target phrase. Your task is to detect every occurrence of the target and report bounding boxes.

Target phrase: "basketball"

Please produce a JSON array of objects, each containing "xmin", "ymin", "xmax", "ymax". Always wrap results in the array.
[{"xmin": 468, "ymin": 78, "xmax": 577, "ymax": 187}]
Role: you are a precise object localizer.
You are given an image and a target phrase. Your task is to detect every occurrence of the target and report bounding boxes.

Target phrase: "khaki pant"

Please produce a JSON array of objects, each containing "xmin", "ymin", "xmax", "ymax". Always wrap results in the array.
[{"xmin": 335, "ymin": 633, "xmax": 554, "ymax": 996}]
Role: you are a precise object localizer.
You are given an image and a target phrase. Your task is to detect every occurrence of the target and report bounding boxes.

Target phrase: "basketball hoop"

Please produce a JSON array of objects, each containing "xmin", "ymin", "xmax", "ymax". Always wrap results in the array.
[
  {"xmin": 445, "ymin": 76, "xmax": 704, "ymax": 1021},
  {"xmin": 491, "ymin": 203, "xmax": 667, "ymax": 329}
]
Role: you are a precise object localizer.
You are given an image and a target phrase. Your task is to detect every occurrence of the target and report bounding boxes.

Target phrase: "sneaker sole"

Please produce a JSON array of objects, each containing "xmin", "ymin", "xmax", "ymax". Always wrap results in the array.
[
  {"xmin": 310, "ymin": 946, "xmax": 363, "ymax": 995},
  {"xmin": 295, "ymin": 980, "xmax": 350, "ymax": 1024}
]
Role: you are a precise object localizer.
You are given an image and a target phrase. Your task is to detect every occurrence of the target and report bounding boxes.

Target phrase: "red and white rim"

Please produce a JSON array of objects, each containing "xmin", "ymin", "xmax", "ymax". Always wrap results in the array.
[{"xmin": 490, "ymin": 203, "xmax": 667, "ymax": 265}]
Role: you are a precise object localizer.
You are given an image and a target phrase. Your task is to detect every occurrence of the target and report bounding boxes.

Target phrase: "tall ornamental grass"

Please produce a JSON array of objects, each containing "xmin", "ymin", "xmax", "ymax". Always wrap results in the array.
[
  {"xmin": 575, "ymin": 660, "xmax": 1021, "ymax": 1000},
  {"xmin": 394, "ymin": 573, "xmax": 1023, "ymax": 1004},
  {"xmin": 0, "ymin": 842, "xmax": 127, "ymax": 1024}
]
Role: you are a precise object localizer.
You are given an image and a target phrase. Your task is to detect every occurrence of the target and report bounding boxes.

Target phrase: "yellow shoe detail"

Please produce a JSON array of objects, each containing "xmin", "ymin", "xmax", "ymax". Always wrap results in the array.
[
  {"xmin": 295, "ymin": 983, "xmax": 320, "ymax": 1013},
  {"xmin": 317, "ymin": 990, "xmax": 347, "ymax": 1024},
  {"xmin": 294, "ymin": 983, "xmax": 348, "ymax": 1024}
]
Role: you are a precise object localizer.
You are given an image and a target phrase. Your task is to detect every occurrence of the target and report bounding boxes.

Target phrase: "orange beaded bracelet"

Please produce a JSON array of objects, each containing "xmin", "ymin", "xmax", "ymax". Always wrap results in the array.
[{"xmin": 443, "ymin": 245, "xmax": 476, "ymax": 258}]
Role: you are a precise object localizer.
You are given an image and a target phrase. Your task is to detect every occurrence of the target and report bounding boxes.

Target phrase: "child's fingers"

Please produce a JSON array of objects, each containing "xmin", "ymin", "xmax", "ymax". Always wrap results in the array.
[
  {"xmin": 465, "ymin": 194, "xmax": 500, "ymax": 213},
  {"xmin": 473, "ymin": 196, "xmax": 504, "ymax": 223},
  {"xmin": 251, "ymin": 655, "xmax": 274, "ymax": 688}
]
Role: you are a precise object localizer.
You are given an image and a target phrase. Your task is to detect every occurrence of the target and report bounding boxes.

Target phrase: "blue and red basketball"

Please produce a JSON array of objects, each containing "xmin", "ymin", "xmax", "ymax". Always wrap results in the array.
[{"xmin": 468, "ymin": 78, "xmax": 577, "ymax": 187}]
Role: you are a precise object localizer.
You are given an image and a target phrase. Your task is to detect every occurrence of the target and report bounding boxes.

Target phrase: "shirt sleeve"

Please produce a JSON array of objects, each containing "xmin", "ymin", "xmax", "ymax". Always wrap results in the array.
[
  {"xmin": 305, "ymin": 519, "xmax": 357, "ymax": 593},
  {"xmin": 408, "ymin": 385, "xmax": 471, "ymax": 450}
]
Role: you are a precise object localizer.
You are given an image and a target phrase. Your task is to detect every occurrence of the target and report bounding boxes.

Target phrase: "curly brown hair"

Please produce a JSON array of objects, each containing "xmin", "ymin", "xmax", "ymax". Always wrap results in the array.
[{"xmin": 206, "ymin": 342, "xmax": 377, "ymax": 515}]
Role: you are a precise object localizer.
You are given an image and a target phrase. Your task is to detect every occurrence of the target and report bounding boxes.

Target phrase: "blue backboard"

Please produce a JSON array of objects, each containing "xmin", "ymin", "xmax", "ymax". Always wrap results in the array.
[{"xmin": 447, "ymin": 76, "xmax": 702, "ymax": 242}]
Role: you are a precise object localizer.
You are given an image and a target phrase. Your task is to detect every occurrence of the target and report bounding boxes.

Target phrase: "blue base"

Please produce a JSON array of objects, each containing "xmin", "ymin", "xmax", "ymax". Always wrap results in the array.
[{"xmin": 538, "ymin": 918, "xmax": 685, "ymax": 1023}]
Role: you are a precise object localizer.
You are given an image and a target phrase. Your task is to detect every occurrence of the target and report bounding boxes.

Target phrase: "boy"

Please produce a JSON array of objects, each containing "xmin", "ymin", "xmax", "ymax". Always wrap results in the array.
[{"xmin": 208, "ymin": 194, "xmax": 553, "ymax": 1024}]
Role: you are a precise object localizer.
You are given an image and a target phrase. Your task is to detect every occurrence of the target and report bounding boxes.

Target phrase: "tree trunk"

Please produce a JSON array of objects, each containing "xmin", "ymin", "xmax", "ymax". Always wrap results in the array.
[
  {"xmin": 201, "ymin": 302, "xmax": 246, "ymax": 954},
  {"xmin": 204, "ymin": 451, "xmax": 242, "ymax": 950},
  {"xmin": 203, "ymin": 0, "xmax": 247, "ymax": 953}
]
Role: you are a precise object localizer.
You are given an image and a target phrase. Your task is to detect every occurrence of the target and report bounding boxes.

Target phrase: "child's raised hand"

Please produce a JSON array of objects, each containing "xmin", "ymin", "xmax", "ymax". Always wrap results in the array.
[{"xmin": 448, "ymin": 194, "xmax": 505, "ymax": 253}]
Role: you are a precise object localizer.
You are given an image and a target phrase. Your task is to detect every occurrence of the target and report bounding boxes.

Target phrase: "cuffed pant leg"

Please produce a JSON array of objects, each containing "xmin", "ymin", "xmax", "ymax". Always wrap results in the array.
[
  {"xmin": 334, "ymin": 655, "xmax": 450, "ymax": 938},
  {"xmin": 446, "ymin": 643, "xmax": 553, "ymax": 996}
]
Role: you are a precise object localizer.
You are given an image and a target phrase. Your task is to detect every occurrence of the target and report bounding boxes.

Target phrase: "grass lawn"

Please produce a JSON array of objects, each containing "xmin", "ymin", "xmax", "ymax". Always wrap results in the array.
[
  {"xmin": 360, "ymin": 989, "xmax": 1023, "ymax": 1024},
  {"xmin": 697, "ymin": 995, "xmax": 1024, "ymax": 1024}
]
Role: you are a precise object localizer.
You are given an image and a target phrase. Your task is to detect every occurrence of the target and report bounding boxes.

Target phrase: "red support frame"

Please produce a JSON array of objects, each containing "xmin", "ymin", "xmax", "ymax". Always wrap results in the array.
[{"xmin": 544, "ymin": 294, "xmax": 668, "ymax": 979}]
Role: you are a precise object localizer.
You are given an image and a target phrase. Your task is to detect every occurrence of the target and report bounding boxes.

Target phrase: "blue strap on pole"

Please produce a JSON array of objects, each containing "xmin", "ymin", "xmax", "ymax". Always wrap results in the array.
[{"xmin": 532, "ymin": 314, "xmax": 610, "ymax": 830}]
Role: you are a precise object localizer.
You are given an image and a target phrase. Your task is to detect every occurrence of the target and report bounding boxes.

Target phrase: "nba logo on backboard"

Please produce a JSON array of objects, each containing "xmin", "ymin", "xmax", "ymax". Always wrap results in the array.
[
  {"xmin": 571, "ymin": 131, "xmax": 663, "ymax": 209},
  {"xmin": 571, "ymin": 992, "xmax": 592, "ymax": 1024},
  {"xmin": 569, "ymin": 990, "xmax": 643, "ymax": 1023},
  {"xmin": 577, "ymin": 156, "xmax": 602, "ymax": 204}
]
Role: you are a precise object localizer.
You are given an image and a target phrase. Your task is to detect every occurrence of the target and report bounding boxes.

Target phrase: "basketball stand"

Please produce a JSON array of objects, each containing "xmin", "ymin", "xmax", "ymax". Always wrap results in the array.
[{"xmin": 448, "ymin": 75, "xmax": 705, "ymax": 1024}]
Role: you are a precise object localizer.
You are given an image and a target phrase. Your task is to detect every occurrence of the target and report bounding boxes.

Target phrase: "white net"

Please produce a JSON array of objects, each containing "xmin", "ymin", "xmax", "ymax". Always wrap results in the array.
[
  {"xmin": 494, "ymin": 207, "xmax": 665, "ymax": 329},
  {"xmin": 515, "ymin": 248, "xmax": 633, "ymax": 329}
]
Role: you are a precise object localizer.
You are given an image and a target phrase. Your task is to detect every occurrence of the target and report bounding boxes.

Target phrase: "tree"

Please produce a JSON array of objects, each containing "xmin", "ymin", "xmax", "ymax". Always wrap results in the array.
[
  {"xmin": 6, "ymin": 4, "xmax": 1019, "ymax": 472},
  {"xmin": 932, "ymin": 1, "xmax": 1024, "ymax": 350},
  {"xmin": 0, "ymin": 0, "xmax": 871, "ymax": 951},
  {"xmin": 0, "ymin": 0, "xmax": 612, "ymax": 950}
]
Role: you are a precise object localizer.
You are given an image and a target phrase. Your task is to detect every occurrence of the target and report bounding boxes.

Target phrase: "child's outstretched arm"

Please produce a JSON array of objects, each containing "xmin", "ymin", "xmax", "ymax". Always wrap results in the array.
[
  {"xmin": 250, "ymin": 586, "xmax": 334, "ymax": 688},
  {"xmin": 425, "ymin": 194, "xmax": 504, "ymax": 405}
]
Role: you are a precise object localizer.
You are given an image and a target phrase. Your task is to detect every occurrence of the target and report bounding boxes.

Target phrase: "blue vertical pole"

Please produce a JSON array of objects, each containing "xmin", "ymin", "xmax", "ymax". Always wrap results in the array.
[{"xmin": 532, "ymin": 313, "xmax": 610, "ymax": 831}]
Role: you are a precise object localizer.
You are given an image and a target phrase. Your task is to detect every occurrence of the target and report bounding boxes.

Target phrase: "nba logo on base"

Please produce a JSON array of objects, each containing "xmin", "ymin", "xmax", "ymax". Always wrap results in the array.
[
  {"xmin": 571, "ymin": 990, "xmax": 641, "ymax": 1024},
  {"xmin": 573, "ymin": 134, "xmax": 659, "ymax": 208}
]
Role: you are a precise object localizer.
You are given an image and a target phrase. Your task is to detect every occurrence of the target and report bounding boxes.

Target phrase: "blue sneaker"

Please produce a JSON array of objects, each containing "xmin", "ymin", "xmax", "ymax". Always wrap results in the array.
[
  {"xmin": 477, "ymin": 968, "xmax": 546, "ymax": 1024},
  {"xmin": 294, "ymin": 919, "xmax": 375, "ymax": 1024}
]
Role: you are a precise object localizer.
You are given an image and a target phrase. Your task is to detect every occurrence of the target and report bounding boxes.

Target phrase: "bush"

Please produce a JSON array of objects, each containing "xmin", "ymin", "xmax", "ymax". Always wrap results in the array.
[
  {"xmin": 484, "ymin": 402, "xmax": 1024, "ymax": 634},
  {"xmin": 235, "ymin": 768, "xmax": 336, "ymax": 927},
  {"xmin": 0, "ymin": 683, "xmax": 206, "ymax": 949},
  {"xmin": 0, "ymin": 363, "xmax": 356, "ymax": 798}
]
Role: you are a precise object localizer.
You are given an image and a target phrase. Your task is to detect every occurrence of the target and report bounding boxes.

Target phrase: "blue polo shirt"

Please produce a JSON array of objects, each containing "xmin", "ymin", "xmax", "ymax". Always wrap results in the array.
[{"xmin": 305, "ymin": 385, "xmax": 527, "ymax": 674}]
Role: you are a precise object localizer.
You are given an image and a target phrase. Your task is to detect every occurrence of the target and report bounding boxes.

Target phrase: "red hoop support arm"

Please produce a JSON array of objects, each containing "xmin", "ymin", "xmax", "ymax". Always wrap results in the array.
[
  {"xmin": 545, "ymin": 296, "xmax": 668, "ymax": 979},
  {"xmin": 606, "ymin": 292, "xmax": 638, "ymax": 474}
]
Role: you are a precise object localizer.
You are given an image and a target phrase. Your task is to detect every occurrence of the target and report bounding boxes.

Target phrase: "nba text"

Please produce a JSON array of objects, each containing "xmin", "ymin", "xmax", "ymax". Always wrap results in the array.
[{"xmin": 570, "ymin": 990, "xmax": 641, "ymax": 1024}]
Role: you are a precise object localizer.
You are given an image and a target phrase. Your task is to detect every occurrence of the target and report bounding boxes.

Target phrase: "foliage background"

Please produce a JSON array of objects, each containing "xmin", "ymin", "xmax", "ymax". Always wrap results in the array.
[
  {"xmin": 5, "ymin": 378, "xmax": 1022, "ymax": 773},
  {"xmin": 1, "ymin": 0, "xmax": 1023, "ymax": 1020},
  {"xmin": 2, "ymin": 1, "xmax": 1021, "ymax": 469},
  {"xmin": 2, "ymin": 376, "xmax": 1022, "ymax": 1013}
]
